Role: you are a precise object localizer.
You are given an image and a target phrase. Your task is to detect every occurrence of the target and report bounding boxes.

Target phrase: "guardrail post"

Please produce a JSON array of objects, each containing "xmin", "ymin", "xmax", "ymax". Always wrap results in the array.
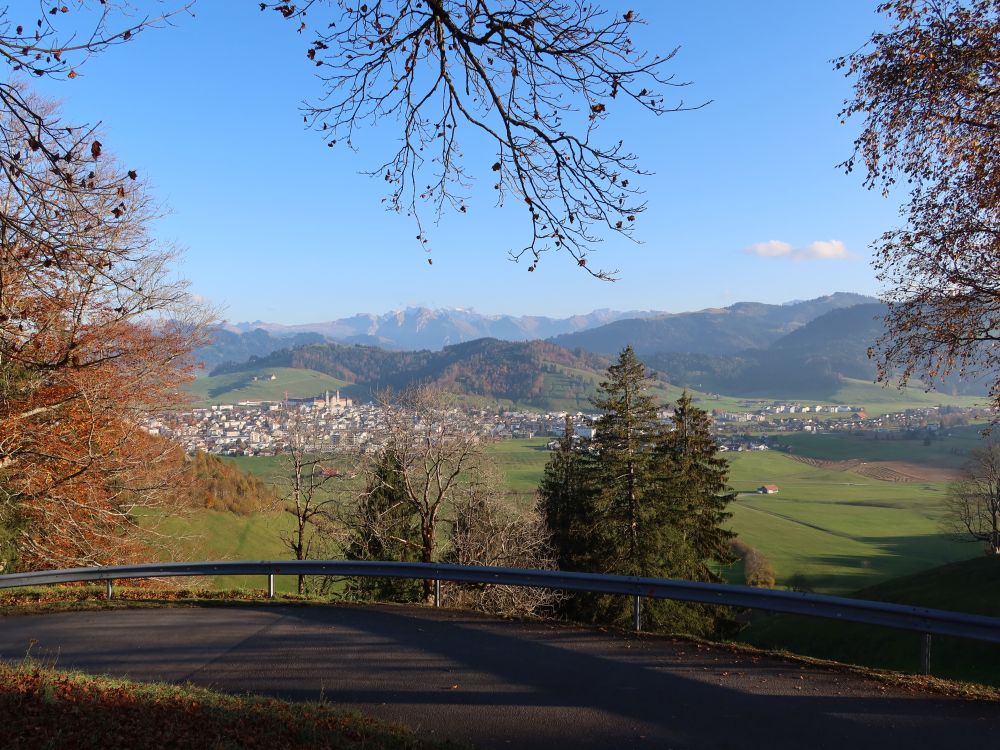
[
  {"xmin": 633, "ymin": 595, "xmax": 641, "ymax": 632},
  {"xmin": 267, "ymin": 574, "xmax": 275, "ymax": 599},
  {"xmin": 921, "ymin": 633, "xmax": 932, "ymax": 675},
  {"xmin": 105, "ymin": 578, "xmax": 113, "ymax": 600},
  {"xmin": 434, "ymin": 579, "xmax": 441, "ymax": 608}
]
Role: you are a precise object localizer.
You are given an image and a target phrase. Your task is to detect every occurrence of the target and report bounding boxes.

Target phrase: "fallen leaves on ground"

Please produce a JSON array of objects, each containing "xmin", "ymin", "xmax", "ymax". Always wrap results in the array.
[{"xmin": 0, "ymin": 663, "xmax": 458, "ymax": 749}]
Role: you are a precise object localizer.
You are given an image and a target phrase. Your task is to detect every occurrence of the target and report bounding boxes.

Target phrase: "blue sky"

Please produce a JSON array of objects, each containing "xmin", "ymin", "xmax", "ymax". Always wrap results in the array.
[{"xmin": 29, "ymin": 1, "xmax": 896, "ymax": 323}]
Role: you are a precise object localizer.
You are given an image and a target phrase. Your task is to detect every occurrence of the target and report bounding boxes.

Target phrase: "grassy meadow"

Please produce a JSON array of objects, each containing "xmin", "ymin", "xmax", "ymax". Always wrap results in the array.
[
  {"xmin": 778, "ymin": 424, "xmax": 984, "ymax": 468},
  {"xmin": 183, "ymin": 367, "xmax": 354, "ymax": 407},
  {"xmin": 158, "ymin": 426, "xmax": 988, "ymax": 601}
]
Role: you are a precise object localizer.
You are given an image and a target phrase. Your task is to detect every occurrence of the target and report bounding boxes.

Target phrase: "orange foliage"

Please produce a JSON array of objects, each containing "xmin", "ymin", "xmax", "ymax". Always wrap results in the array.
[{"xmin": 0, "ymin": 89, "xmax": 209, "ymax": 570}]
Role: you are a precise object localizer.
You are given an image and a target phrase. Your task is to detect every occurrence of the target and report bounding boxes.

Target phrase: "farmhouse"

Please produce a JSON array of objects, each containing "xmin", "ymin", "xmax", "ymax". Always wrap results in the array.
[{"xmin": 757, "ymin": 485, "xmax": 779, "ymax": 494}]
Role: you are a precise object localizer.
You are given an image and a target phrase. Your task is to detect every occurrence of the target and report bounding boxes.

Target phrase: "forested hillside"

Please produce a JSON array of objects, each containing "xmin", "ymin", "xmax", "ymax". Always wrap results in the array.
[
  {"xmin": 211, "ymin": 338, "xmax": 624, "ymax": 409},
  {"xmin": 549, "ymin": 293, "xmax": 876, "ymax": 356},
  {"xmin": 646, "ymin": 303, "xmax": 986, "ymax": 398}
]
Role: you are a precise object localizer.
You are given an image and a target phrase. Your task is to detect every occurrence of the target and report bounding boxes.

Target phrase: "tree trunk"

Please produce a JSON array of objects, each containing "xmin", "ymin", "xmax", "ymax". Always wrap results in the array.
[{"xmin": 421, "ymin": 521, "xmax": 435, "ymax": 604}]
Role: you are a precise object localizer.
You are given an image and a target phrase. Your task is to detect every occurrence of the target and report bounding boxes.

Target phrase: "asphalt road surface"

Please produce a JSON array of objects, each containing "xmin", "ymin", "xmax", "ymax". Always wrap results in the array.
[{"xmin": 2, "ymin": 604, "xmax": 998, "ymax": 749}]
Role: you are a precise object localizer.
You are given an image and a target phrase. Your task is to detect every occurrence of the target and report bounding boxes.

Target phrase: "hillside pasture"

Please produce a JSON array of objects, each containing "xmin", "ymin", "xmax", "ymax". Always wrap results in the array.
[
  {"xmin": 184, "ymin": 367, "xmax": 352, "ymax": 407},
  {"xmin": 726, "ymin": 452, "xmax": 973, "ymax": 594},
  {"xmin": 778, "ymin": 424, "xmax": 986, "ymax": 469}
]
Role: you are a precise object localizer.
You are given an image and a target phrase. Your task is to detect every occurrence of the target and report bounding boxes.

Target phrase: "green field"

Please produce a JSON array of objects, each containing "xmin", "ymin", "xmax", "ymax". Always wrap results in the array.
[
  {"xmin": 484, "ymin": 440, "xmax": 976, "ymax": 595},
  {"xmin": 725, "ymin": 452, "xmax": 974, "ymax": 594},
  {"xmin": 823, "ymin": 378, "xmax": 987, "ymax": 415},
  {"xmin": 171, "ymin": 435, "xmax": 986, "ymax": 600},
  {"xmin": 184, "ymin": 367, "xmax": 353, "ymax": 406},
  {"xmin": 743, "ymin": 556, "xmax": 1000, "ymax": 685},
  {"xmin": 147, "ymin": 510, "xmax": 300, "ymax": 592},
  {"xmin": 779, "ymin": 424, "xmax": 984, "ymax": 469}
]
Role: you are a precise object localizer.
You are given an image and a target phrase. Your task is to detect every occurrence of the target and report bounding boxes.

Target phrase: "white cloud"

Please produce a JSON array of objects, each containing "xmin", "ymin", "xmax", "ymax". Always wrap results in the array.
[
  {"xmin": 744, "ymin": 239, "xmax": 848, "ymax": 261},
  {"xmin": 800, "ymin": 240, "xmax": 848, "ymax": 259},
  {"xmin": 746, "ymin": 240, "xmax": 793, "ymax": 257}
]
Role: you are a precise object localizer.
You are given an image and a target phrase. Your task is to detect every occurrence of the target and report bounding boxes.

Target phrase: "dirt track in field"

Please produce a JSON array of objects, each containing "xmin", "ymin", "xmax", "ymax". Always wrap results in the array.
[{"xmin": 786, "ymin": 455, "xmax": 959, "ymax": 483}]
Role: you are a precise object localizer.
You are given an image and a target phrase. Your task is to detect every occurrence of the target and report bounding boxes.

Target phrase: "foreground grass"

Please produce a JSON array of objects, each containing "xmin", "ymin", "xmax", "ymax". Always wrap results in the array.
[
  {"xmin": 742, "ymin": 556, "xmax": 1000, "ymax": 687},
  {"xmin": 0, "ymin": 662, "xmax": 455, "ymax": 750}
]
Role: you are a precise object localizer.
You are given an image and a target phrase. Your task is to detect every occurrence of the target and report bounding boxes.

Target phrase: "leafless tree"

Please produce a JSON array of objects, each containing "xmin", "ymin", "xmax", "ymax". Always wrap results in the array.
[
  {"xmin": 278, "ymin": 415, "xmax": 347, "ymax": 593},
  {"xmin": 365, "ymin": 386, "xmax": 484, "ymax": 602},
  {"xmin": 945, "ymin": 442, "xmax": 1000, "ymax": 555},
  {"xmin": 265, "ymin": 0, "xmax": 701, "ymax": 278},
  {"xmin": 444, "ymin": 462, "xmax": 561, "ymax": 617}
]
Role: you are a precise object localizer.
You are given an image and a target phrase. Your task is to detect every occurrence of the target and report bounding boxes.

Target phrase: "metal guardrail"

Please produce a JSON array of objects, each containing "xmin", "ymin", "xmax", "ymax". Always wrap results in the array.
[{"xmin": 3, "ymin": 560, "xmax": 999, "ymax": 671}]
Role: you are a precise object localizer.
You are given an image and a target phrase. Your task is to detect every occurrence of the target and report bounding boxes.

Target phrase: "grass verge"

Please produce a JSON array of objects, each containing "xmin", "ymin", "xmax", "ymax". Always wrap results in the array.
[{"xmin": 0, "ymin": 662, "xmax": 458, "ymax": 749}]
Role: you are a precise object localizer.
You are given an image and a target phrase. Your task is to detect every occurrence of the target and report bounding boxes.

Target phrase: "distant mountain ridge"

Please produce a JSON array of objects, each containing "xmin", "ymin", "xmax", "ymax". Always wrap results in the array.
[
  {"xmin": 549, "ymin": 293, "xmax": 878, "ymax": 356},
  {"xmin": 199, "ymin": 294, "xmax": 878, "ymax": 369},
  {"xmin": 201, "ymin": 300, "xmax": 987, "ymax": 407},
  {"xmin": 646, "ymin": 303, "xmax": 986, "ymax": 398},
  {"xmin": 229, "ymin": 307, "xmax": 663, "ymax": 351}
]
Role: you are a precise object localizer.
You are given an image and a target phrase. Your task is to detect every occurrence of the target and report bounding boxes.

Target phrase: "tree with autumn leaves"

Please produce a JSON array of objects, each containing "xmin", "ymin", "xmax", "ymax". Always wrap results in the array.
[
  {"xmin": 0, "ymin": 90, "xmax": 209, "ymax": 570},
  {"xmin": 839, "ymin": 0, "xmax": 1000, "ymax": 412}
]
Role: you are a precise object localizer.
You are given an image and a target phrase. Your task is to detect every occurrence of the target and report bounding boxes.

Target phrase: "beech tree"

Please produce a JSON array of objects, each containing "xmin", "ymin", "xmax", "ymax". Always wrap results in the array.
[
  {"xmin": 0, "ymin": 7, "xmax": 207, "ymax": 570},
  {"xmin": 265, "ymin": 0, "xmax": 697, "ymax": 278},
  {"xmin": 838, "ymin": 0, "xmax": 1000, "ymax": 410},
  {"xmin": 0, "ymin": 92, "xmax": 208, "ymax": 569}
]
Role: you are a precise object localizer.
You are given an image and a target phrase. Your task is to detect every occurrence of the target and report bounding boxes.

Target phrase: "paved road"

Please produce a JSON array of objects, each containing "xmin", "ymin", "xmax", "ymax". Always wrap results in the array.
[{"xmin": 2, "ymin": 604, "xmax": 998, "ymax": 748}]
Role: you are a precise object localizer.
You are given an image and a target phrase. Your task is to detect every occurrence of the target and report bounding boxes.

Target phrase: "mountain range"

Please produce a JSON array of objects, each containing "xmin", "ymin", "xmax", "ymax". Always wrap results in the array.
[
  {"xmin": 196, "ymin": 296, "xmax": 986, "ymax": 409},
  {"xmin": 198, "ymin": 293, "xmax": 877, "ymax": 370},
  {"xmin": 228, "ymin": 307, "xmax": 662, "ymax": 351}
]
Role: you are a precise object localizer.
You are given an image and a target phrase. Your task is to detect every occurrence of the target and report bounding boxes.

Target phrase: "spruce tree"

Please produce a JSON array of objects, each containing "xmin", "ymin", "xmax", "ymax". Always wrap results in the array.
[
  {"xmin": 573, "ymin": 347, "xmax": 685, "ymax": 628},
  {"xmin": 658, "ymin": 391, "xmax": 737, "ymax": 583},
  {"xmin": 538, "ymin": 415, "xmax": 595, "ymax": 573},
  {"xmin": 539, "ymin": 349, "xmax": 737, "ymax": 636}
]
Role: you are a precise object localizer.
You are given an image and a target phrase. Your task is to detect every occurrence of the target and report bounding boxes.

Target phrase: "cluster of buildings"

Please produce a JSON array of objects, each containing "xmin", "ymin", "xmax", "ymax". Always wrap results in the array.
[
  {"xmin": 710, "ymin": 402, "xmax": 986, "ymax": 435},
  {"xmin": 146, "ymin": 388, "xmax": 989, "ymax": 459},
  {"xmin": 148, "ymin": 397, "xmax": 598, "ymax": 457}
]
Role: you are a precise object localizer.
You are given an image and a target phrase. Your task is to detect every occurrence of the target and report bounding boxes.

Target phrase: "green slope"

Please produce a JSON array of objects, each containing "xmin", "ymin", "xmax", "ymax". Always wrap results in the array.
[
  {"xmin": 478, "ymin": 440, "xmax": 976, "ymax": 595},
  {"xmin": 184, "ymin": 367, "xmax": 352, "ymax": 406},
  {"xmin": 824, "ymin": 378, "xmax": 986, "ymax": 414},
  {"xmin": 779, "ymin": 424, "xmax": 986, "ymax": 469},
  {"xmin": 742, "ymin": 556, "xmax": 1000, "ymax": 685}
]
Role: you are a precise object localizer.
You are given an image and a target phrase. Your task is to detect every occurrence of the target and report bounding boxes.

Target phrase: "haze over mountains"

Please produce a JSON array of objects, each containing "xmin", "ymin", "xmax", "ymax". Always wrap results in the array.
[
  {"xmin": 199, "ymin": 293, "xmax": 877, "ymax": 368},
  {"xmin": 187, "ymin": 292, "xmax": 989, "ymax": 408},
  {"xmin": 192, "ymin": 292, "xmax": 988, "ymax": 408},
  {"xmin": 229, "ymin": 307, "xmax": 662, "ymax": 350}
]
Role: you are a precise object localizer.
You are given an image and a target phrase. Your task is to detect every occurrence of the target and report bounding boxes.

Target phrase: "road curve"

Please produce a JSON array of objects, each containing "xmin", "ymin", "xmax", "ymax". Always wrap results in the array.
[{"xmin": 1, "ymin": 604, "xmax": 998, "ymax": 749}]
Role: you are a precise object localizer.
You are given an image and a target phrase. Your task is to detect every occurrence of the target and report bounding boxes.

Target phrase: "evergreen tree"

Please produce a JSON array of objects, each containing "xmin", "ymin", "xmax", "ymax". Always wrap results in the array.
[
  {"xmin": 344, "ymin": 448, "xmax": 423, "ymax": 603},
  {"xmin": 537, "ymin": 415, "xmax": 596, "ymax": 573},
  {"xmin": 539, "ymin": 349, "xmax": 736, "ymax": 636},
  {"xmin": 588, "ymin": 347, "xmax": 669, "ymax": 578},
  {"xmin": 658, "ymin": 391, "xmax": 737, "ymax": 583}
]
